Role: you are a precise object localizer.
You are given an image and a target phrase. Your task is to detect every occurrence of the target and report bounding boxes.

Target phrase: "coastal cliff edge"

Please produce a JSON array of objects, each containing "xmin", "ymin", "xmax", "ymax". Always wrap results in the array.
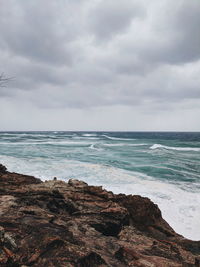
[{"xmin": 0, "ymin": 164, "xmax": 200, "ymax": 266}]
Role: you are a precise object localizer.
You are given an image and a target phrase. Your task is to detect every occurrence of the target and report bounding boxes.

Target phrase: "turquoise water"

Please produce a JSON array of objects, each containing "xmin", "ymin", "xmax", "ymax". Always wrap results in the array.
[{"xmin": 0, "ymin": 131, "xmax": 200, "ymax": 240}]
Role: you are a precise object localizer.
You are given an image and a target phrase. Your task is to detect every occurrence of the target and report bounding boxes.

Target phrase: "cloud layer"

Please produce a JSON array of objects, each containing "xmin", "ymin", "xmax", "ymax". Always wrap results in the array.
[{"xmin": 0, "ymin": 0, "xmax": 200, "ymax": 130}]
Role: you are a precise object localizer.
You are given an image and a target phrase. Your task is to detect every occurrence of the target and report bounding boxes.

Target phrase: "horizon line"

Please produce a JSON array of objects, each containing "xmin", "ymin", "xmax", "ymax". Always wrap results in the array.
[{"xmin": 0, "ymin": 130, "xmax": 200, "ymax": 133}]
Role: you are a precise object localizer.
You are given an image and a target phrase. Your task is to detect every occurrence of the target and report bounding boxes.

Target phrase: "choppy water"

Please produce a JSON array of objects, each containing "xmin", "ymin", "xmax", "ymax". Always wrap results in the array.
[{"xmin": 0, "ymin": 131, "xmax": 200, "ymax": 240}]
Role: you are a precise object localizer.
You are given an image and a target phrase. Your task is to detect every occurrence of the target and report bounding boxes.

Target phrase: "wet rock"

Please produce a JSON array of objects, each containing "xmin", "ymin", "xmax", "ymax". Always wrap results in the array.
[{"xmin": 0, "ymin": 164, "xmax": 199, "ymax": 266}]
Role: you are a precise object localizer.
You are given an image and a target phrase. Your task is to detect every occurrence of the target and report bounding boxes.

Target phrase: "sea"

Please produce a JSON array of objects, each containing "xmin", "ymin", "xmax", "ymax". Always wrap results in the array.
[{"xmin": 0, "ymin": 131, "xmax": 200, "ymax": 240}]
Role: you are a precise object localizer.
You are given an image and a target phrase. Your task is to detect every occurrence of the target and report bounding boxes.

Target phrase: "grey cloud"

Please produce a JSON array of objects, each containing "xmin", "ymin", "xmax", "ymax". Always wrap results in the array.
[
  {"xmin": 0, "ymin": 0, "xmax": 87, "ymax": 65},
  {"xmin": 0, "ymin": 0, "xmax": 200, "ymax": 131},
  {"xmin": 137, "ymin": 0, "xmax": 200, "ymax": 64},
  {"xmin": 88, "ymin": 0, "xmax": 145, "ymax": 41}
]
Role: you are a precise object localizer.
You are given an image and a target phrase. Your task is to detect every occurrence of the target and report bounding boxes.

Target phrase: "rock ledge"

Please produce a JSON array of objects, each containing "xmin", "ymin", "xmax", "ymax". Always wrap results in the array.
[{"xmin": 0, "ymin": 164, "xmax": 200, "ymax": 266}]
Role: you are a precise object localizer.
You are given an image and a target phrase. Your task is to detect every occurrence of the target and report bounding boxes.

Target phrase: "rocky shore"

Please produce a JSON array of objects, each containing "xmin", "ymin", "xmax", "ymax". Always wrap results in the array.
[{"xmin": 0, "ymin": 164, "xmax": 200, "ymax": 266}]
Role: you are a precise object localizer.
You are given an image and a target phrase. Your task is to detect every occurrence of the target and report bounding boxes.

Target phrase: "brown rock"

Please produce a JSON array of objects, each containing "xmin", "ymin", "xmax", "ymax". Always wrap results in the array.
[{"xmin": 0, "ymin": 164, "xmax": 199, "ymax": 266}]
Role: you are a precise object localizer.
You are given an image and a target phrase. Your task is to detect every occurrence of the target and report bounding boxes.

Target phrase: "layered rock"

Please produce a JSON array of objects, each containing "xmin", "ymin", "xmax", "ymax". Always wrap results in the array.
[{"xmin": 0, "ymin": 164, "xmax": 200, "ymax": 266}]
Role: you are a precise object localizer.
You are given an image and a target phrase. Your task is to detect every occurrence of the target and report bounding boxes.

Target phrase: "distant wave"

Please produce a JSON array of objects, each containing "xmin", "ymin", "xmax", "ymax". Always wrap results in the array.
[
  {"xmin": 104, "ymin": 143, "xmax": 147, "ymax": 147},
  {"xmin": 72, "ymin": 136, "xmax": 100, "ymax": 140},
  {"xmin": 102, "ymin": 134, "xmax": 134, "ymax": 141},
  {"xmin": 0, "ymin": 133, "xmax": 71, "ymax": 139},
  {"xmin": 89, "ymin": 144, "xmax": 102, "ymax": 151},
  {"xmin": 0, "ymin": 141, "xmax": 90, "ymax": 146},
  {"xmin": 82, "ymin": 134, "xmax": 97, "ymax": 137},
  {"xmin": 150, "ymin": 144, "xmax": 200, "ymax": 152},
  {"xmin": 89, "ymin": 144, "xmax": 95, "ymax": 149},
  {"xmin": 0, "ymin": 133, "xmax": 46, "ymax": 138}
]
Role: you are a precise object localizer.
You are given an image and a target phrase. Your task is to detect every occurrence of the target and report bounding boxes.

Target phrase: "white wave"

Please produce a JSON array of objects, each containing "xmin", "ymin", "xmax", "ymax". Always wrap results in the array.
[
  {"xmin": 104, "ymin": 143, "xmax": 147, "ymax": 147},
  {"xmin": 46, "ymin": 141, "xmax": 90, "ymax": 146},
  {"xmin": 55, "ymin": 134, "xmax": 74, "ymax": 137},
  {"xmin": 0, "ymin": 141, "xmax": 90, "ymax": 146},
  {"xmin": 0, "ymin": 142, "xmax": 30, "ymax": 145},
  {"xmin": 83, "ymin": 137, "xmax": 100, "ymax": 140},
  {"xmin": 0, "ymin": 133, "xmax": 64, "ymax": 139},
  {"xmin": 12, "ymin": 133, "xmax": 48, "ymax": 138},
  {"xmin": 150, "ymin": 144, "xmax": 200, "ymax": 152},
  {"xmin": 0, "ymin": 133, "xmax": 25, "ymax": 136},
  {"xmin": 82, "ymin": 133, "xmax": 97, "ymax": 137},
  {"xmin": 89, "ymin": 144, "xmax": 102, "ymax": 151},
  {"xmin": 102, "ymin": 134, "xmax": 134, "ymax": 141},
  {"xmin": 72, "ymin": 136, "xmax": 100, "ymax": 140}
]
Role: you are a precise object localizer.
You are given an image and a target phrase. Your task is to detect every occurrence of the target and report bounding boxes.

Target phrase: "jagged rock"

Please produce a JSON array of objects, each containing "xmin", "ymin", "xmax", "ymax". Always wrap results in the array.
[
  {"xmin": 0, "ymin": 164, "xmax": 199, "ymax": 266},
  {"xmin": 0, "ymin": 164, "xmax": 7, "ymax": 174}
]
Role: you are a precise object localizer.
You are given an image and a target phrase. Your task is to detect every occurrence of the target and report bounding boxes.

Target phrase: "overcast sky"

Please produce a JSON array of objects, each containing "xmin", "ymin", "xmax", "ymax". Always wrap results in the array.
[{"xmin": 0, "ymin": 0, "xmax": 200, "ymax": 131}]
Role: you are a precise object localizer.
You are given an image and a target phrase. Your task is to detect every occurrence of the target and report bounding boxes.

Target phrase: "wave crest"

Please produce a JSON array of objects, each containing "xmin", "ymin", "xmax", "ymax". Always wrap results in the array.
[
  {"xmin": 102, "ymin": 134, "xmax": 134, "ymax": 141},
  {"xmin": 150, "ymin": 144, "xmax": 200, "ymax": 152}
]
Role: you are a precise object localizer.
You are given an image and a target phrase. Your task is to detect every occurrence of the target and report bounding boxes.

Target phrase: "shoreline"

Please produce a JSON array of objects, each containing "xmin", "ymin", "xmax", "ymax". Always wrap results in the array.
[{"xmin": 0, "ymin": 163, "xmax": 200, "ymax": 266}]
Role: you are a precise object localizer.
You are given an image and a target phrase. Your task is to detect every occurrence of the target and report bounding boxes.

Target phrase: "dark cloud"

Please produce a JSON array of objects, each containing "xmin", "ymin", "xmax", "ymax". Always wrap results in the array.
[
  {"xmin": 0, "ymin": 0, "xmax": 85, "ymax": 65},
  {"xmin": 0, "ymin": 0, "xmax": 200, "ymax": 130}
]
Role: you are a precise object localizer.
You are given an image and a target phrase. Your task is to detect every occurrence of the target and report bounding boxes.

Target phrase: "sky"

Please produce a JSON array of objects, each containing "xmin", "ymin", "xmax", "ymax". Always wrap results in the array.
[{"xmin": 0, "ymin": 0, "xmax": 200, "ymax": 131}]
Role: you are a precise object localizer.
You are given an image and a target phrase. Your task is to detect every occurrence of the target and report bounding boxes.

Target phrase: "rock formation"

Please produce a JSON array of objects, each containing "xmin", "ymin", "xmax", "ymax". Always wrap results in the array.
[{"xmin": 0, "ymin": 164, "xmax": 200, "ymax": 266}]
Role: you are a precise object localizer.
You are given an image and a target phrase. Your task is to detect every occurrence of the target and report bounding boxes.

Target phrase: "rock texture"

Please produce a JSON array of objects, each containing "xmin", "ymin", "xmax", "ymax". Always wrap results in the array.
[{"xmin": 0, "ymin": 164, "xmax": 200, "ymax": 266}]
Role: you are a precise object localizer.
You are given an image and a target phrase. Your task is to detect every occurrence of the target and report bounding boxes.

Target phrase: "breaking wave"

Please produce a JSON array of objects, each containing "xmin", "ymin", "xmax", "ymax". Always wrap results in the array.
[
  {"xmin": 150, "ymin": 144, "xmax": 200, "ymax": 152},
  {"xmin": 104, "ymin": 143, "xmax": 147, "ymax": 147},
  {"xmin": 102, "ymin": 134, "xmax": 134, "ymax": 141}
]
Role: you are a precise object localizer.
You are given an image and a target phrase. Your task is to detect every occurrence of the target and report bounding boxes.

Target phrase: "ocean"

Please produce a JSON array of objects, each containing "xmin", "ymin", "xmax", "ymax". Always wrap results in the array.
[{"xmin": 0, "ymin": 131, "xmax": 200, "ymax": 240}]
